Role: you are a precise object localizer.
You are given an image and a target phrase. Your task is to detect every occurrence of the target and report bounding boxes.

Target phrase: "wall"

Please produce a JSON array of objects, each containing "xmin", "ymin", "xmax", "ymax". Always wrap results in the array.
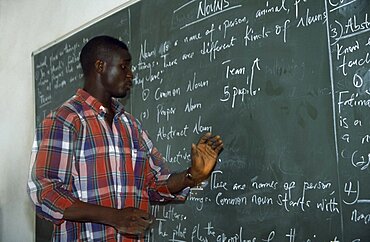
[{"xmin": 0, "ymin": 0, "xmax": 131, "ymax": 241}]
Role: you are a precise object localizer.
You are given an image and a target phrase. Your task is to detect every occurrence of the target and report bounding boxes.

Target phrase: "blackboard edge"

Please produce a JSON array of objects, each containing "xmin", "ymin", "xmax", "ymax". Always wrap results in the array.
[{"xmin": 31, "ymin": 0, "xmax": 141, "ymax": 56}]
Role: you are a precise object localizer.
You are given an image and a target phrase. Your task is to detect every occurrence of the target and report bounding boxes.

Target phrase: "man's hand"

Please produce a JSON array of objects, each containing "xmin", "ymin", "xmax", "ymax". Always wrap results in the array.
[
  {"xmin": 112, "ymin": 207, "xmax": 154, "ymax": 236},
  {"xmin": 190, "ymin": 132, "xmax": 223, "ymax": 183}
]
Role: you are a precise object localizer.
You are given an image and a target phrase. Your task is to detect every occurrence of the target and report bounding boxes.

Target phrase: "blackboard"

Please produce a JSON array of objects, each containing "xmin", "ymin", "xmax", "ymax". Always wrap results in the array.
[{"xmin": 33, "ymin": 0, "xmax": 370, "ymax": 241}]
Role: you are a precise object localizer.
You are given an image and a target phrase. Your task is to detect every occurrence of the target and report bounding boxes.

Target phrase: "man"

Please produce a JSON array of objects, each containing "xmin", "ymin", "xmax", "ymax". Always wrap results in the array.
[{"xmin": 28, "ymin": 35, "xmax": 223, "ymax": 241}]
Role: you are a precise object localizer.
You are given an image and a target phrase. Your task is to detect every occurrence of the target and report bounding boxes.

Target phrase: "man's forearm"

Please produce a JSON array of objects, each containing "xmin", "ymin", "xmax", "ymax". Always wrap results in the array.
[
  {"xmin": 63, "ymin": 200, "xmax": 117, "ymax": 226},
  {"xmin": 63, "ymin": 199, "xmax": 153, "ymax": 235}
]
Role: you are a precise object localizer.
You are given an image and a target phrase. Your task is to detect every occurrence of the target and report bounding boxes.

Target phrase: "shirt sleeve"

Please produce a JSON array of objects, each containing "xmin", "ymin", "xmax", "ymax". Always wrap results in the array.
[
  {"xmin": 27, "ymin": 111, "xmax": 78, "ymax": 224},
  {"xmin": 139, "ymin": 126, "xmax": 190, "ymax": 202}
]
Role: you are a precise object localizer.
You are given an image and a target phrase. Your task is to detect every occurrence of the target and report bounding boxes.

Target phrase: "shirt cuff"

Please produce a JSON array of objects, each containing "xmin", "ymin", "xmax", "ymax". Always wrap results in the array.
[
  {"xmin": 149, "ymin": 174, "xmax": 190, "ymax": 202},
  {"xmin": 39, "ymin": 193, "xmax": 77, "ymax": 225}
]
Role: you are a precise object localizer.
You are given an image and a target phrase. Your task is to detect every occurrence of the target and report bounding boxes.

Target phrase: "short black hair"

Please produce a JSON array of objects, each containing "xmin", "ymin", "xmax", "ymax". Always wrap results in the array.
[{"xmin": 79, "ymin": 35, "xmax": 128, "ymax": 76}]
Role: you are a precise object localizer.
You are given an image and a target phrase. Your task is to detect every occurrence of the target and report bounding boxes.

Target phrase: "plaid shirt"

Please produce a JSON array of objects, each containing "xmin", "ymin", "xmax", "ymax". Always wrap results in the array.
[{"xmin": 28, "ymin": 89, "xmax": 188, "ymax": 241}]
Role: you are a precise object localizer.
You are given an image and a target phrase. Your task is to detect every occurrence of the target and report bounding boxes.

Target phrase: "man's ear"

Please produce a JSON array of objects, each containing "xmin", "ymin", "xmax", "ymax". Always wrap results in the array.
[{"xmin": 94, "ymin": 60, "xmax": 105, "ymax": 73}]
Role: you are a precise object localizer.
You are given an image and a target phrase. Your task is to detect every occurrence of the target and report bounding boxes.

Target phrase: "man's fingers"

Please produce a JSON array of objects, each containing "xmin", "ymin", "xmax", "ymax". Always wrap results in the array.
[
  {"xmin": 136, "ymin": 216, "xmax": 153, "ymax": 228},
  {"xmin": 212, "ymin": 136, "xmax": 223, "ymax": 150},
  {"xmin": 198, "ymin": 132, "xmax": 212, "ymax": 144},
  {"xmin": 137, "ymin": 211, "xmax": 151, "ymax": 221},
  {"xmin": 123, "ymin": 216, "xmax": 153, "ymax": 235},
  {"xmin": 195, "ymin": 134, "xmax": 224, "ymax": 154},
  {"xmin": 205, "ymin": 135, "xmax": 223, "ymax": 150},
  {"xmin": 116, "ymin": 207, "xmax": 156, "ymax": 236},
  {"xmin": 214, "ymin": 142, "xmax": 224, "ymax": 153},
  {"xmin": 191, "ymin": 143, "xmax": 198, "ymax": 157},
  {"xmin": 134, "ymin": 210, "xmax": 154, "ymax": 226},
  {"xmin": 126, "ymin": 225, "xmax": 148, "ymax": 236}
]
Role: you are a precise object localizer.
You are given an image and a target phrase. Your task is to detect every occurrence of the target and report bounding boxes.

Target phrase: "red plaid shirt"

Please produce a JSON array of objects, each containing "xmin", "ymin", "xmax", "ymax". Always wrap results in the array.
[{"xmin": 28, "ymin": 89, "xmax": 188, "ymax": 241}]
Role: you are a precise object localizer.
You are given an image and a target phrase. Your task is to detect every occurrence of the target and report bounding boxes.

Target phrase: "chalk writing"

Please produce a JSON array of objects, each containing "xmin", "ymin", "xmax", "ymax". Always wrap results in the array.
[{"xmin": 33, "ymin": 0, "xmax": 370, "ymax": 240}]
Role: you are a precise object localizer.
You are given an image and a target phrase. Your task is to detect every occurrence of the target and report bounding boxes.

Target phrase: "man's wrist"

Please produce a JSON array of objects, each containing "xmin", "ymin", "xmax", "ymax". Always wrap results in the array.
[
  {"xmin": 185, "ymin": 167, "xmax": 193, "ymax": 179},
  {"xmin": 185, "ymin": 167, "xmax": 197, "ymax": 187}
]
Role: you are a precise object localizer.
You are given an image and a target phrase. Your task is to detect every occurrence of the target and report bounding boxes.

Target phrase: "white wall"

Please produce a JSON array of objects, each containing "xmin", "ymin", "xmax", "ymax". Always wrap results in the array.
[{"xmin": 0, "ymin": 0, "xmax": 132, "ymax": 241}]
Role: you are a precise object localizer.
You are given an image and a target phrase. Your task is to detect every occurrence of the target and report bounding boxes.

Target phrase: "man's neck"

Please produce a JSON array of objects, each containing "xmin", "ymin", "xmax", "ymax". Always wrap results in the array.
[{"xmin": 83, "ymin": 86, "xmax": 112, "ymax": 110}]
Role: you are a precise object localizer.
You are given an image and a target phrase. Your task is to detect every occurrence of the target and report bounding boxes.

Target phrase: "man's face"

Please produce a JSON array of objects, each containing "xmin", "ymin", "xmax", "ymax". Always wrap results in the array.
[{"xmin": 101, "ymin": 48, "xmax": 133, "ymax": 98}]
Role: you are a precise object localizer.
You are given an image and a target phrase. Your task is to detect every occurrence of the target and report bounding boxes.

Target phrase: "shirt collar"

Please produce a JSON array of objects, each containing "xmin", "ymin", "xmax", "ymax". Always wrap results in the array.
[{"xmin": 76, "ymin": 89, "xmax": 126, "ymax": 116}]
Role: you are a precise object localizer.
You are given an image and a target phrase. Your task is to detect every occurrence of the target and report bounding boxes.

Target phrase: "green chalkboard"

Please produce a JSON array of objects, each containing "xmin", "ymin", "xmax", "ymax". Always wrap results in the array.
[{"xmin": 33, "ymin": 0, "xmax": 370, "ymax": 241}]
